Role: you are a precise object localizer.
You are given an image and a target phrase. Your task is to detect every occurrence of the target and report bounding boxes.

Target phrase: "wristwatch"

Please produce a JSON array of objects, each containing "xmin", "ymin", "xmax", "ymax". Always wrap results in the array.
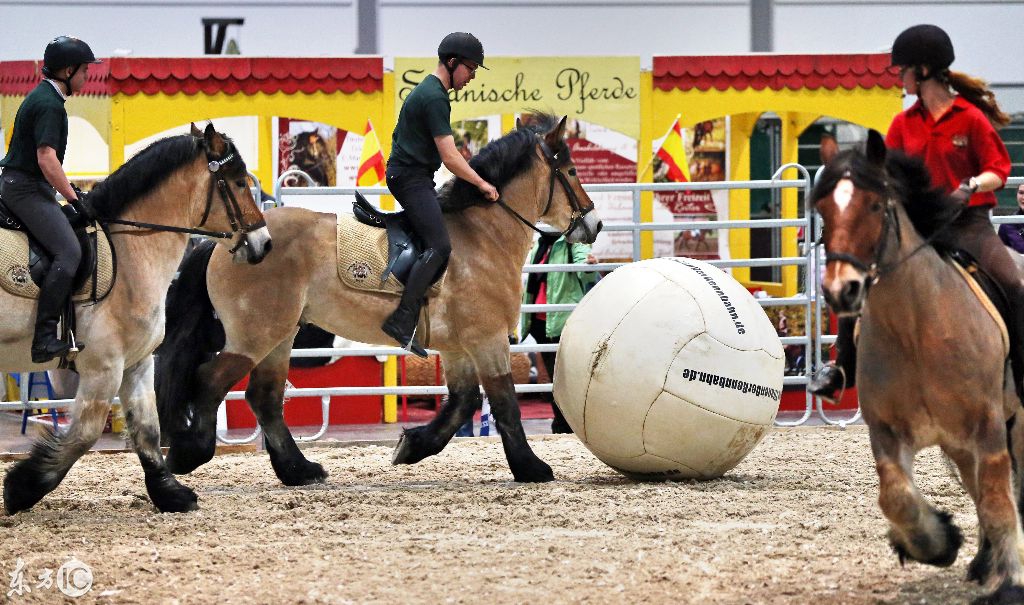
[{"xmin": 959, "ymin": 177, "xmax": 980, "ymax": 195}]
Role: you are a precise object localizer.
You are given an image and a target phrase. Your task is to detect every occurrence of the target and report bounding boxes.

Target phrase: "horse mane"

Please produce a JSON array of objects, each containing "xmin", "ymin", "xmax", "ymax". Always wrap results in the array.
[
  {"xmin": 88, "ymin": 133, "xmax": 239, "ymax": 219},
  {"xmin": 438, "ymin": 113, "xmax": 568, "ymax": 213},
  {"xmin": 812, "ymin": 144, "xmax": 959, "ymax": 239},
  {"xmin": 883, "ymin": 150, "xmax": 961, "ymax": 238}
]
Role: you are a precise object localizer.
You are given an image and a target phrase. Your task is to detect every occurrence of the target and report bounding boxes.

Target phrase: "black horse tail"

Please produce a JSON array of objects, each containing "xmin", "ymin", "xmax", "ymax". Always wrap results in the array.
[{"xmin": 155, "ymin": 239, "xmax": 225, "ymax": 444}]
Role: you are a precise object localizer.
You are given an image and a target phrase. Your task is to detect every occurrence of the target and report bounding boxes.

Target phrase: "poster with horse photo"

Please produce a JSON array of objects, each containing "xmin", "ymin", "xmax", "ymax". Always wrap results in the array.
[
  {"xmin": 278, "ymin": 118, "xmax": 343, "ymax": 187},
  {"xmin": 653, "ymin": 116, "xmax": 729, "ymax": 260}
]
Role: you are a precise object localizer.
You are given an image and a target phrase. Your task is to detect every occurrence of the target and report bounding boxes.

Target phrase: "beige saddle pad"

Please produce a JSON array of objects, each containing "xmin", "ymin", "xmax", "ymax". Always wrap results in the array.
[
  {"xmin": 335, "ymin": 213, "xmax": 444, "ymax": 297},
  {"xmin": 0, "ymin": 225, "xmax": 115, "ymax": 302}
]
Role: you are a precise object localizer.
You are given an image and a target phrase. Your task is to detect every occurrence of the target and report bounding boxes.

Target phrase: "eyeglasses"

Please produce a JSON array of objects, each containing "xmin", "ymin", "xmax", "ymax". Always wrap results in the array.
[{"xmin": 461, "ymin": 61, "xmax": 478, "ymax": 75}]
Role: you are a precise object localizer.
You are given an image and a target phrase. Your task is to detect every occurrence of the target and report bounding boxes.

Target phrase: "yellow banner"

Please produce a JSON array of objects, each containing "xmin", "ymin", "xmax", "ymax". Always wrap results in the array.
[{"xmin": 394, "ymin": 56, "xmax": 641, "ymax": 139}]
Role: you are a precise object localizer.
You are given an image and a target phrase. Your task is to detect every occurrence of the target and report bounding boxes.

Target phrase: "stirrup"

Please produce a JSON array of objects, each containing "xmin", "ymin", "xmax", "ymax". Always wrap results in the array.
[
  {"xmin": 810, "ymin": 362, "xmax": 847, "ymax": 406},
  {"xmin": 65, "ymin": 329, "xmax": 80, "ymax": 362},
  {"xmin": 401, "ymin": 325, "xmax": 428, "ymax": 358}
]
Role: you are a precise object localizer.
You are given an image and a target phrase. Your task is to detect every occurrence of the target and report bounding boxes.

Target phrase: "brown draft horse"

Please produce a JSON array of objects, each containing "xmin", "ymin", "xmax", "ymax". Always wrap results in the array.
[
  {"xmin": 2, "ymin": 123, "xmax": 271, "ymax": 514},
  {"xmin": 814, "ymin": 130, "xmax": 1024, "ymax": 604},
  {"xmin": 155, "ymin": 114, "xmax": 602, "ymax": 485}
]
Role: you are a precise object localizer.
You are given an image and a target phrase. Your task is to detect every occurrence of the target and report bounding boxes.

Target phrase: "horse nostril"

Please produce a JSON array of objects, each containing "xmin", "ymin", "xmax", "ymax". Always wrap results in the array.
[
  {"xmin": 596, "ymin": 220, "xmax": 604, "ymax": 235},
  {"xmin": 840, "ymin": 280, "xmax": 862, "ymax": 308}
]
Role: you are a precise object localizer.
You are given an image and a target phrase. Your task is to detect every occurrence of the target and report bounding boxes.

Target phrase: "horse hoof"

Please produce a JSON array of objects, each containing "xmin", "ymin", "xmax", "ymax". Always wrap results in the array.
[
  {"xmin": 511, "ymin": 456, "xmax": 554, "ymax": 483},
  {"xmin": 164, "ymin": 434, "xmax": 216, "ymax": 475},
  {"xmin": 967, "ymin": 539, "xmax": 992, "ymax": 584},
  {"xmin": 146, "ymin": 472, "xmax": 199, "ymax": 513},
  {"xmin": 391, "ymin": 428, "xmax": 437, "ymax": 465},
  {"xmin": 3, "ymin": 460, "xmax": 57, "ymax": 514},
  {"xmin": 276, "ymin": 460, "xmax": 328, "ymax": 487},
  {"xmin": 972, "ymin": 581, "xmax": 1024, "ymax": 605}
]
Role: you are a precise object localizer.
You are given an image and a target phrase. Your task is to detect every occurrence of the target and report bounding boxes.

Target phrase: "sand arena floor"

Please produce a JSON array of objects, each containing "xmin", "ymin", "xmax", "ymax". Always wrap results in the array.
[{"xmin": 0, "ymin": 427, "xmax": 991, "ymax": 604}]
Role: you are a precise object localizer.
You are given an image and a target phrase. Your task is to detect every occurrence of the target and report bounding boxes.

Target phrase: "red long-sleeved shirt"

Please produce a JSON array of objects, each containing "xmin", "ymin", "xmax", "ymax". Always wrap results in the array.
[{"xmin": 886, "ymin": 96, "xmax": 1010, "ymax": 208}]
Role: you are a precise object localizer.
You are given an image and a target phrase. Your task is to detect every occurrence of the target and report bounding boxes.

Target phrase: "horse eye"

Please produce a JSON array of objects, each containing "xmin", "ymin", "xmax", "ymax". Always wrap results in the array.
[
  {"xmin": 568, "ymin": 168, "xmax": 577, "ymax": 177},
  {"xmin": 235, "ymin": 180, "xmax": 247, "ymax": 188},
  {"xmin": 871, "ymin": 202, "xmax": 883, "ymax": 212}
]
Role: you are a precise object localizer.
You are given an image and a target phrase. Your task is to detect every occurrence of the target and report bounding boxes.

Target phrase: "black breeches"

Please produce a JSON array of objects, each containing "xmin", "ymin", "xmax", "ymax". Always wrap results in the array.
[
  {"xmin": 1, "ymin": 170, "xmax": 81, "ymax": 314},
  {"xmin": 385, "ymin": 165, "xmax": 452, "ymax": 259}
]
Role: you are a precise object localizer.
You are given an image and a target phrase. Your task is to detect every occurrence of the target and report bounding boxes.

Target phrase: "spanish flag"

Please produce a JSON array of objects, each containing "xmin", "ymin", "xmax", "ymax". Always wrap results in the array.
[
  {"xmin": 655, "ymin": 115, "xmax": 691, "ymax": 182},
  {"xmin": 357, "ymin": 119, "xmax": 385, "ymax": 187}
]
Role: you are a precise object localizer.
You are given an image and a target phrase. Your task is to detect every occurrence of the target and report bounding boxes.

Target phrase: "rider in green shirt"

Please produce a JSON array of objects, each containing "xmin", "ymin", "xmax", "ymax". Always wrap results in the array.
[
  {"xmin": 382, "ymin": 32, "xmax": 499, "ymax": 356},
  {"xmin": 0, "ymin": 36, "xmax": 100, "ymax": 363}
]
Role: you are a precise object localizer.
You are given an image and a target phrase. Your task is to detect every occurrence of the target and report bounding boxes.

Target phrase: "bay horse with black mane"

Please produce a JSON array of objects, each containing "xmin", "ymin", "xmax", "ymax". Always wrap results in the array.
[
  {"xmin": 155, "ymin": 114, "xmax": 601, "ymax": 485},
  {"xmin": 2, "ymin": 123, "xmax": 271, "ymax": 514},
  {"xmin": 814, "ymin": 129, "xmax": 1024, "ymax": 604}
]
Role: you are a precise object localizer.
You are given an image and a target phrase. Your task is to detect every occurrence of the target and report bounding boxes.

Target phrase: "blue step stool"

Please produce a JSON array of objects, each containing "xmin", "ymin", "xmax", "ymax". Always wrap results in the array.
[{"xmin": 13, "ymin": 372, "xmax": 59, "ymax": 435}]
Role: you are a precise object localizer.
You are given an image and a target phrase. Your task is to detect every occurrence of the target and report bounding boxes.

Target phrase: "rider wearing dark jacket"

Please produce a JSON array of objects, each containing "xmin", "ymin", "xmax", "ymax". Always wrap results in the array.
[
  {"xmin": 810, "ymin": 24, "xmax": 1017, "ymax": 401},
  {"xmin": 0, "ymin": 36, "xmax": 101, "ymax": 363},
  {"xmin": 382, "ymin": 32, "xmax": 500, "ymax": 356}
]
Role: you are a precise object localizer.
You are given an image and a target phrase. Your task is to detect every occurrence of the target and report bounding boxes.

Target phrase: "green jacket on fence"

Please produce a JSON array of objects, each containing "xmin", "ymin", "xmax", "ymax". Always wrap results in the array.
[{"xmin": 520, "ymin": 236, "xmax": 598, "ymax": 339}]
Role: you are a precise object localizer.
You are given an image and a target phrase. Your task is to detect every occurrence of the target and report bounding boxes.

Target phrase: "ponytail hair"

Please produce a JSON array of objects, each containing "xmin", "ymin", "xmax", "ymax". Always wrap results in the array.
[{"xmin": 944, "ymin": 70, "xmax": 1011, "ymax": 128}]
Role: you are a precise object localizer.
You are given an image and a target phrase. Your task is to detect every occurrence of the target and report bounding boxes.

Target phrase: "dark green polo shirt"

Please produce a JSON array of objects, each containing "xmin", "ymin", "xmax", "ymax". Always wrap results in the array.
[
  {"xmin": 0, "ymin": 82, "xmax": 68, "ymax": 179},
  {"xmin": 388, "ymin": 74, "xmax": 453, "ymax": 172}
]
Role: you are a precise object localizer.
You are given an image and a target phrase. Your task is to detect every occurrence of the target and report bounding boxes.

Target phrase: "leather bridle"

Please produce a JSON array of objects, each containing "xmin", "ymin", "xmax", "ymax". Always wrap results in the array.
[
  {"xmin": 822, "ymin": 170, "xmax": 957, "ymax": 290},
  {"xmin": 497, "ymin": 136, "xmax": 596, "ymax": 240},
  {"xmin": 100, "ymin": 143, "xmax": 265, "ymax": 247}
]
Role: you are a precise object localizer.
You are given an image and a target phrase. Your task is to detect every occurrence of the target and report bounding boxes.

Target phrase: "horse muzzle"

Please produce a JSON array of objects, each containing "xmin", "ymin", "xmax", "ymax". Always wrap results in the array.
[
  {"xmin": 231, "ymin": 225, "xmax": 273, "ymax": 265},
  {"xmin": 822, "ymin": 273, "xmax": 866, "ymax": 316},
  {"xmin": 567, "ymin": 213, "xmax": 602, "ymax": 244}
]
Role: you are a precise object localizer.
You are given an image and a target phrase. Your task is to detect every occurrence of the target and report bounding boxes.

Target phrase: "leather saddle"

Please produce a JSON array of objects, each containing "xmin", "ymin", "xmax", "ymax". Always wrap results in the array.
[
  {"xmin": 352, "ymin": 191, "xmax": 433, "ymax": 288},
  {"xmin": 0, "ymin": 194, "xmax": 102, "ymax": 297}
]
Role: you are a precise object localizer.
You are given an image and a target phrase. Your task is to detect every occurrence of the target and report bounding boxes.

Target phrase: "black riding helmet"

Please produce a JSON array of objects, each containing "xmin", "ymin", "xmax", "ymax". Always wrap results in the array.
[
  {"xmin": 437, "ymin": 32, "xmax": 486, "ymax": 89},
  {"xmin": 891, "ymin": 24, "xmax": 954, "ymax": 78},
  {"xmin": 41, "ymin": 36, "xmax": 102, "ymax": 94}
]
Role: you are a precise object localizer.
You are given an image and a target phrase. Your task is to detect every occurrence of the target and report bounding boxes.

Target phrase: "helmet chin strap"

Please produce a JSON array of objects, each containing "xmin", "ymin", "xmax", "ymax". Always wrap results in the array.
[
  {"xmin": 47, "ymin": 65, "xmax": 78, "ymax": 96},
  {"xmin": 443, "ymin": 57, "xmax": 458, "ymax": 91}
]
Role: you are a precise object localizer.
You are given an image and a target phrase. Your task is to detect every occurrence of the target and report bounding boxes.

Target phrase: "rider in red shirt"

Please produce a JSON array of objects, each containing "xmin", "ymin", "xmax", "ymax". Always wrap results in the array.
[{"xmin": 811, "ymin": 24, "xmax": 1018, "ymax": 402}]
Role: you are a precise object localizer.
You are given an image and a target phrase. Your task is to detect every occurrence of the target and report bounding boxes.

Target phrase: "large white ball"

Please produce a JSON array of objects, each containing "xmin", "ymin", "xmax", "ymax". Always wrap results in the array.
[{"xmin": 553, "ymin": 257, "xmax": 784, "ymax": 480}]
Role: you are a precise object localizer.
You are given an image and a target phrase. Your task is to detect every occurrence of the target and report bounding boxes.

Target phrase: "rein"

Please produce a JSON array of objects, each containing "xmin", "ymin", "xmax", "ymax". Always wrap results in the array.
[
  {"xmin": 496, "ymin": 137, "xmax": 594, "ymax": 239},
  {"xmin": 96, "ymin": 148, "xmax": 264, "ymax": 245}
]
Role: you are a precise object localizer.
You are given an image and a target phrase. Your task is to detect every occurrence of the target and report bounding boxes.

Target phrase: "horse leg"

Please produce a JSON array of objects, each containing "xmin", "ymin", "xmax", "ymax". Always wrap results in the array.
[
  {"xmin": 967, "ymin": 416, "xmax": 1024, "ymax": 603},
  {"xmin": 119, "ymin": 356, "xmax": 198, "ymax": 512},
  {"xmin": 946, "ymin": 445, "xmax": 994, "ymax": 584},
  {"xmin": 869, "ymin": 423, "xmax": 964, "ymax": 567},
  {"xmin": 164, "ymin": 352, "xmax": 254, "ymax": 475},
  {"xmin": 393, "ymin": 350, "xmax": 482, "ymax": 465},
  {"xmin": 472, "ymin": 339, "xmax": 553, "ymax": 483},
  {"xmin": 3, "ymin": 368, "xmax": 120, "ymax": 514},
  {"xmin": 247, "ymin": 335, "xmax": 328, "ymax": 486}
]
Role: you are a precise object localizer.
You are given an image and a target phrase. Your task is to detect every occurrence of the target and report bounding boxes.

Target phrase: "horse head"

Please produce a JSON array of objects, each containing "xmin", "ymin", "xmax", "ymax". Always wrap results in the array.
[
  {"xmin": 812, "ymin": 129, "xmax": 895, "ymax": 315},
  {"xmin": 189, "ymin": 122, "xmax": 273, "ymax": 264},
  {"xmin": 531, "ymin": 116, "xmax": 602, "ymax": 244}
]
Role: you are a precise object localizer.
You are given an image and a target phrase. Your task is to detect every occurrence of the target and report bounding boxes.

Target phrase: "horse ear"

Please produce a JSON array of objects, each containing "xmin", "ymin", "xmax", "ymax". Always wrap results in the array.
[
  {"xmin": 204, "ymin": 123, "xmax": 227, "ymax": 154},
  {"xmin": 545, "ymin": 116, "xmax": 568, "ymax": 146},
  {"xmin": 190, "ymin": 123, "xmax": 203, "ymax": 138},
  {"xmin": 515, "ymin": 117, "xmax": 524, "ymax": 130},
  {"xmin": 819, "ymin": 134, "xmax": 839, "ymax": 166},
  {"xmin": 865, "ymin": 129, "xmax": 887, "ymax": 166}
]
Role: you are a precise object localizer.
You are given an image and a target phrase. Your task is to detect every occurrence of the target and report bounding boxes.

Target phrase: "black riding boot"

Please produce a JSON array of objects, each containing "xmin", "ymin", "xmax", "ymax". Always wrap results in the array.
[
  {"xmin": 808, "ymin": 316, "xmax": 857, "ymax": 403},
  {"xmin": 382, "ymin": 249, "xmax": 445, "ymax": 358},
  {"xmin": 30, "ymin": 269, "xmax": 75, "ymax": 363}
]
